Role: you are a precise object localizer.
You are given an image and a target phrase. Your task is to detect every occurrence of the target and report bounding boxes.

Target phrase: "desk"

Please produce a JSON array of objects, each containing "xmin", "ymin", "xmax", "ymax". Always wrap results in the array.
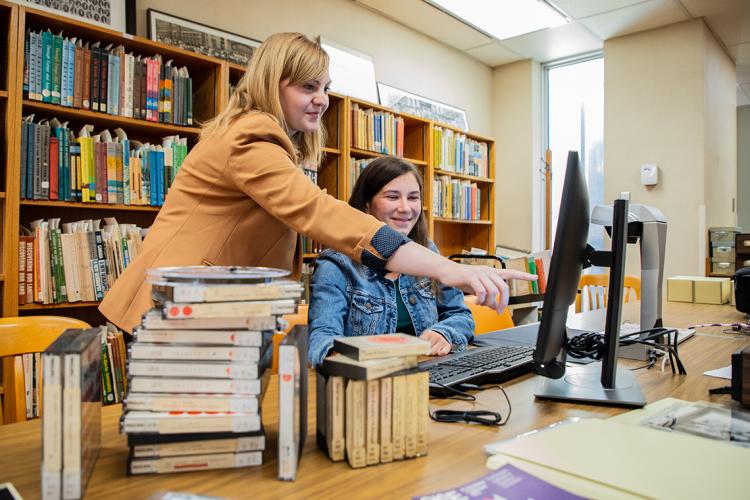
[{"xmin": 1, "ymin": 302, "xmax": 748, "ymax": 499}]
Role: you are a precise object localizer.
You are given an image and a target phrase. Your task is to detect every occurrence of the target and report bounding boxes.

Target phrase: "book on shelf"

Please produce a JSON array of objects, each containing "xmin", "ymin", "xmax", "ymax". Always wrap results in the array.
[
  {"xmin": 20, "ymin": 117, "xmax": 188, "ymax": 205},
  {"xmin": 129, "ymin": 343, "xmax": 268, "ymax": 363},
  {"xmin": 23, "ymin": 29, "xmax": 194, "ymax": 125},
  {"xmin": 332, "ymin": 333, "xmax": 430, "ymax": 361},
  {"xmin": 433, "ymin": 126, "xmax": 489, "ymax": 178},
  {"xmin": 278, "ymin": 325, "xmax": 309, "ymax": 481},
  {"xmin": 127, "ymin": 360, "xmax": 264, "ymax": 380},
  {"xmin": 127, "ymin": 376, "xmax": 265, "ymax": 396},
  {"xmin": 432, "ymin": 175, "xmax": 481, "ymax": 221},
  {"xmin": 350, "ymin": 103, "xmax": 404, "ymax": 156},
  {"xmin": 127, "ymin": 451, "xmax": 263, "ymax": 475},
  {"xmin": 20, "ymin": 217, "xmax": 147, "ymax": 305}
]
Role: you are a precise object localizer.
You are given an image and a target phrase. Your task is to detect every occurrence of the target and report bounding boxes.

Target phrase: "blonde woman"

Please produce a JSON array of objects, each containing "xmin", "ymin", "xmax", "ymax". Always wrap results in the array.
[{"xmin": 100, "ymin": 33, "xmax": 533, "ymax": 333}]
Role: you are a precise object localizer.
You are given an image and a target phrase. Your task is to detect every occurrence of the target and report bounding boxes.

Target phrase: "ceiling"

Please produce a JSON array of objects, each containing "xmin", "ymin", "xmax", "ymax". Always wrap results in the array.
[{"xmin": 354, "ymin": 0, "xmax": 750, "ymax": 106}]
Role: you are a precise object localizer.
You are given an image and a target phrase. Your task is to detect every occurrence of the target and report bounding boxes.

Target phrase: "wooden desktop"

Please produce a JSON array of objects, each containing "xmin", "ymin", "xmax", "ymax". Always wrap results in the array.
[{"xmin": 1, "ymin": 301, "xmax": 747, "ymax": 499}]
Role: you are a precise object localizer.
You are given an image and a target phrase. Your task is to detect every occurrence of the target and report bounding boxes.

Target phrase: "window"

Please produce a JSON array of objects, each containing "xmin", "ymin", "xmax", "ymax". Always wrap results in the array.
[{"xmin": 542, "ymin": 54, "xmax": 604, "ymax": 253}]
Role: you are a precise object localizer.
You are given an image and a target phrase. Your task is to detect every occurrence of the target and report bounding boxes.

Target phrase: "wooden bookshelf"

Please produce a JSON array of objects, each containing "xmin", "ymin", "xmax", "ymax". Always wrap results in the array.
[
  {"xmin": 2, "ymin": 5, "xmax": 230, "ymax": 318},
  {"xmin": 3, "ymin": 8, "xmax": 496, "ymax": 319}
]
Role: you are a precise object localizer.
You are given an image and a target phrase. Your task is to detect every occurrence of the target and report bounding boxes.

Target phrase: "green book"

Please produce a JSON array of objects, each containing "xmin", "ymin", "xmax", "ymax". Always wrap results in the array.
[
  {"xmin": 100, "ymin": 341, "xmax": 115, "ymax": 404},
  {"xmin": 51, "ymin": 32, "xmax": 63, "ymax": 105},
  {"xmin": 528, "ymin": 259, "xmax": 539, "ymax": 294},
  {"xmin": 41, "ymin": 30, "xmax": 53, "ymax": 103}
]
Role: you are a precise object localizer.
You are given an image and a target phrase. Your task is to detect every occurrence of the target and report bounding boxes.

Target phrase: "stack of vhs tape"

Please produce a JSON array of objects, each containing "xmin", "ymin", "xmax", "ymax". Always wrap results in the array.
[
  {"xmin": 316, "ymin": 333, "xmax": 431, "ymax": 469},
  {"xmin": 119, "ymin": 266, "xmax": 301, "ymax": 475}
]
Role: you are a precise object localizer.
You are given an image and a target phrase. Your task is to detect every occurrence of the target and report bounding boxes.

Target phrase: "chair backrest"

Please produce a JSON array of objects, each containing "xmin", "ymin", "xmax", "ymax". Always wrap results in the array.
[
  {"xmin": 273, "ymin": 304, "xmax": 309, "ymax": 373},
  {"xmin": 0, "ymin": 316, "xmax": 91, "ymax": 424},
  {"xmin": 575, "ymin": 274, "xmax": 642, "ymax": 312},
  {"xmin": 464, "ymin": 295, "xmax": 515, "ymax": 334}
]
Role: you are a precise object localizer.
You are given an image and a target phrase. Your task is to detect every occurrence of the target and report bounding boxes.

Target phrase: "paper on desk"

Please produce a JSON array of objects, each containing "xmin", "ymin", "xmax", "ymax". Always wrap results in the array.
[
  {"xmin": 486, "ymin": 418, "xmax": 750, "ymax": 499},
  {"xmin": 704, "ymin": 364, "xmax": 732, "ymax": 379}
]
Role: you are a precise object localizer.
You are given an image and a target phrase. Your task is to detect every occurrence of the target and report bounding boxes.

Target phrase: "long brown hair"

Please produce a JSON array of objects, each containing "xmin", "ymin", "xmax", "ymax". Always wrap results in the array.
[{"xmin": 200, "ymin": 32, "xmax": 328, "ymax": 166}]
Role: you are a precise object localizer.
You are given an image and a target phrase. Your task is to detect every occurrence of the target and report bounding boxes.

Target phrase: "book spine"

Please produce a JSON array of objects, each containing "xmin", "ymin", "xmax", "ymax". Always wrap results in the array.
[
  {"xmin": 277, "ymin": 342, "xmax": 298, "ymax": 480},
  {"xmin": 128, "ymin": 451, "xmax": 262, "ymax": 475},
  {"xmin": 380, "ymin": 376, "xmax": 393, "ymax": 463},
  {"xmin": 41, "ymin": 354, "xmax": 62, "ymax": 500},
  {"xmin": 62, "ymin": 353, "xmax": 82, "ymax": 499},
  {"xmin": 365, "ymin": 379, "xmax": 380, "ymax": 465},
  {"xmin": 391, "ymin": 374, "xmax": 405, "ymax": 460},
  {"xmin": 345, "ymin": 379, "xmax": 367, "ymax": 468},
  {"xmin": 100, "ymin": 341, "xmax": 115, "ymax": 404}
]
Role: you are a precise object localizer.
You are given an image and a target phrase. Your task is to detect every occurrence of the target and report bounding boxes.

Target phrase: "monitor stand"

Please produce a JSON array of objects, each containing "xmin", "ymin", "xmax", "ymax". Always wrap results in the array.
[{"xmin": 534, "ymin": 362, "xmax": 646, "ymax": 407}]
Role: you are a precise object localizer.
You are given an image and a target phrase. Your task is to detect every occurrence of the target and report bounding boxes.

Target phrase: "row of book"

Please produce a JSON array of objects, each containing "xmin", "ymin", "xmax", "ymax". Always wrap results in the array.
[
  {"xmin": 19, "ymin": 218, "xmax": 147, "ymax": 305},
  {"xmin": 433, "ymin": 126, "xmax": 489, "ymax": 178},
  {"xmin": 317, "ymin": 334, "xmax": 430, "ymax": 468},
  {"xmin": 24, "ymin": 30, "xmax": 194, "ymax": 125},
  {"xmin": 432, "ymin": 176, "xmax": 482, "ymax": 221},
  {"xmin": 20, "ymin": 117, "xmax": 188, "ymax": 205},
  {"xmin": 41, "ymin": 327, "xmax": 102, "ymax": 499},
  {"xmin": 119, "ymin": 266, "xmax": 305, "ymax": 478},
  {"xmin": 351, "ymin": 103, "xmax": 405, "ymax": 156},
  {"xmin": 349, "ymin": 156, "xmax": 375, "ymax": 191},
  {"xmin": 502, "ymin": 251, "xmax": 551, "ymax": 296},
  {"xmin": 100, "ymin": 327, "xmax": 128, "ymax": 405},
  {"xmin": 11, "ymin": 352, "xmax": 42, "ymax": 419}
]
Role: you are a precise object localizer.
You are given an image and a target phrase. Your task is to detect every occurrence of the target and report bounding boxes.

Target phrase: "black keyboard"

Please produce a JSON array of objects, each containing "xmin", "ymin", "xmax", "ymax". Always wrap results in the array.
[{"xmin": 419, "ymin": 345, "xmax": 535, "ymax": 396}]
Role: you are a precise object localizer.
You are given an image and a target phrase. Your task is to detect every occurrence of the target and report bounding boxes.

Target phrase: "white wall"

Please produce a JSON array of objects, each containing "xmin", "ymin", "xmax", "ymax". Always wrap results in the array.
[
  {"xmin": 491, "ymin": 60, "xmax": 540, "ymax": 251},
  {"xmin": 136, "ymin": 0, "xmax": 494, "ymax": 135},
  {"xmin": 604, "ymin": 19, "xmax": 736, "ymax": 278},
  {"xmin": 739, "ymin": 106, "xmax": 750, "ymax": 231}
]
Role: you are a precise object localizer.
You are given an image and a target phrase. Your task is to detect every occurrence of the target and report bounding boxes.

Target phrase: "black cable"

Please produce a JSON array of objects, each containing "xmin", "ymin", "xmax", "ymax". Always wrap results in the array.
[
  {"xmin": 429, "ymin": 385, "xmax": 511, "ymax": 427},
  {"xmin": 429, "ymin": 381, "xmax": 477, "ymax": 401},
  {"xmin": 565, "ymin": 327, "xmax": 687, "ymax": 375}
]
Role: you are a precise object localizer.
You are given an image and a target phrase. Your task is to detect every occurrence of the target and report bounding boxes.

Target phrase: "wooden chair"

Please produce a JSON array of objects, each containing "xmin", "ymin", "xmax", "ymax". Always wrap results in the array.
[
  {"xmin": 464, "ymin": 295, "xmax": 515, "ymax": 334},
  {"xmin": 0, "ymin": 316, "xmax": 91, "ymax": 424},
  {"xmin": 575, "ymin": 274, "xmax": 641, "ymax": 313},
  {"xmin": 274, "ymin": 304, "xmax": 309, "ymax": 373}
]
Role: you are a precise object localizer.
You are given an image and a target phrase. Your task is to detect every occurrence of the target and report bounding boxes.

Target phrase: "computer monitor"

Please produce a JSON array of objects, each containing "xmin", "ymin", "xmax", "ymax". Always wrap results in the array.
[{"xmin": 532, "ymin": 151, "xmax": 646, "ymax": 407}]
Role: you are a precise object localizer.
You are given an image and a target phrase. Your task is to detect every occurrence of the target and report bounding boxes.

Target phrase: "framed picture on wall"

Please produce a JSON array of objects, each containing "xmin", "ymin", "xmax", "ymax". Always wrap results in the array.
[
  {"xmin": 147, "ymin": 9, "xmax": 261, "ymax": 66},
  {"xmin": 14, "ymin": 0, "xmax": 135, "ymax": 33},
  {"xmin": 377, "ymin": 82, "xmax": 469, "ymax": 131}
]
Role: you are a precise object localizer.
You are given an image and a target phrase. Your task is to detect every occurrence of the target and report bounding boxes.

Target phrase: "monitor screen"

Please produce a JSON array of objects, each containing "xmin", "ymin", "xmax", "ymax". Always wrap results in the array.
[{"xmin": 533, "ymin": 151, "xmax": 590, "ymax": 379}]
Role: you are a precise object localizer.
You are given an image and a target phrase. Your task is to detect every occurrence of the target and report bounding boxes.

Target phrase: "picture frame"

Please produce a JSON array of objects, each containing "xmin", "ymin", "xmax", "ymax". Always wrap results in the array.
[
  {"xmin": 377, "ymin": 82, "xmax": 469, "ymax": 131},
  {"xmin": 147, "ymin": 9, "xmax": 261, "ymax": 66},
  {"xmin": 13, "ymin": 0, "xmax": 134, "ymax": 33}
]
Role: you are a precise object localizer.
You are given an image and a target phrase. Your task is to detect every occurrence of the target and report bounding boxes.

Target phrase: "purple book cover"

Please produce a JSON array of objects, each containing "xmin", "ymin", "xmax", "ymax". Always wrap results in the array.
[{"xmin": 414, "ymin": 463, "xmax": 586, "ymax": 500}]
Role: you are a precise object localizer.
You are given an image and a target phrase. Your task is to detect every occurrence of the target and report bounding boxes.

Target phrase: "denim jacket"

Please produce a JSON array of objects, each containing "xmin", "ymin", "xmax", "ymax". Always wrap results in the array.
[{"xmin": 307, "ymin": 242, "xmax": 475, "ymax": 366}]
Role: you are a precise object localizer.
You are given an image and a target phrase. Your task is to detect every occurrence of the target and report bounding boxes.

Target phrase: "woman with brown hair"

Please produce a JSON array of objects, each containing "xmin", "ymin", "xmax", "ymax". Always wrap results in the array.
[{"xmin": 99, "ymin": 33, "xmax": 533, "ymax": 333}]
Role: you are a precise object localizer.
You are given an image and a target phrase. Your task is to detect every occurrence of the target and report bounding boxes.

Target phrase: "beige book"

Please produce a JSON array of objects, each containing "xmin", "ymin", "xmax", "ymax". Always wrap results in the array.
[
  {"xmin": 365, "ymin": 379, "xmax": 380, "ymax": 465},
  {"xmin": 505, "ymin": 257, "xmax": 531, "ymax": 296},
  {"xmin": 403, "ymin": 372, "xmax": 419, "ymax": 458},
  {"xmin": 333, "ymin": 333, "xmax": 430, "ymax": 361},
  {"xmin": 415, "ymin": 371, "xmax": 429, "ymax": 457},
  {"xmin": 153, "ymin": 280, "xmax": 303, "ymax": 303},
  {"xmin": 327, "ymin": 375, "xmax": 345, "ymax": 461},
  {"xmin": 321, "ymin": 355, "xmax": 418, "ymax": 380},
  {"xmin": 379, "ymin": 376, "xmax": 393, "ymax": 463},
  {"xmin": 345, "ymin": 379, "xmax": 366, "ymax": 468},
  {"xmin": 391, "ymin": 374, "xmax": 406, "ymax": 460}
]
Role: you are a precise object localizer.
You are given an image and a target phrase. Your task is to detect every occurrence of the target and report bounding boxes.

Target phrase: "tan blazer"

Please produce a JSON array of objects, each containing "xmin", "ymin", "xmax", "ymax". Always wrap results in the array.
[{"xmin": 99, "ymin": 112, "xmax": 385, "ymax": 332}]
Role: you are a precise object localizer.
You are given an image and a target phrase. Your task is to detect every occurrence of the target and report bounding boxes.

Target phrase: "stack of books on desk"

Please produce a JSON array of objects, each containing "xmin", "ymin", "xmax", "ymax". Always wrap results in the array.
[
  {"xmin": 41, "ymin": 327, "xmax": 102, "ymax": 499},
  {"xmin": 316, "ymin": 334, "xmax": 431, "ymax": 469},
  {"xmin": 119, "ymin": 266, "xmax": 302, "ymax": 475}
]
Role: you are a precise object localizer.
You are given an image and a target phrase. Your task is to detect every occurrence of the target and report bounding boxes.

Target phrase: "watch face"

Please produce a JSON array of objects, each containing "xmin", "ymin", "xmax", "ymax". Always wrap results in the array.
[{"xmin": 147, "ymin": 266, "xmax": 291, "ymax": 284}]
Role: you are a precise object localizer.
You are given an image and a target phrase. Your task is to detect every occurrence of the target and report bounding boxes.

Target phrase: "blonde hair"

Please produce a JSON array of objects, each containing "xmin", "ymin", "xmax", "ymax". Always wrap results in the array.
[{"xmin": 201, "ymin": 32, "xmax": 329, "ymax": 166}]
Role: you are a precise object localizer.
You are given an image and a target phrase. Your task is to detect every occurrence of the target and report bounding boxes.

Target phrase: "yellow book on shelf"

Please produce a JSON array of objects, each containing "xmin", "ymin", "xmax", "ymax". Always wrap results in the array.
[{"xmin": 486, "ymin": 401, "xmax": 750, "ymax": 500}]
